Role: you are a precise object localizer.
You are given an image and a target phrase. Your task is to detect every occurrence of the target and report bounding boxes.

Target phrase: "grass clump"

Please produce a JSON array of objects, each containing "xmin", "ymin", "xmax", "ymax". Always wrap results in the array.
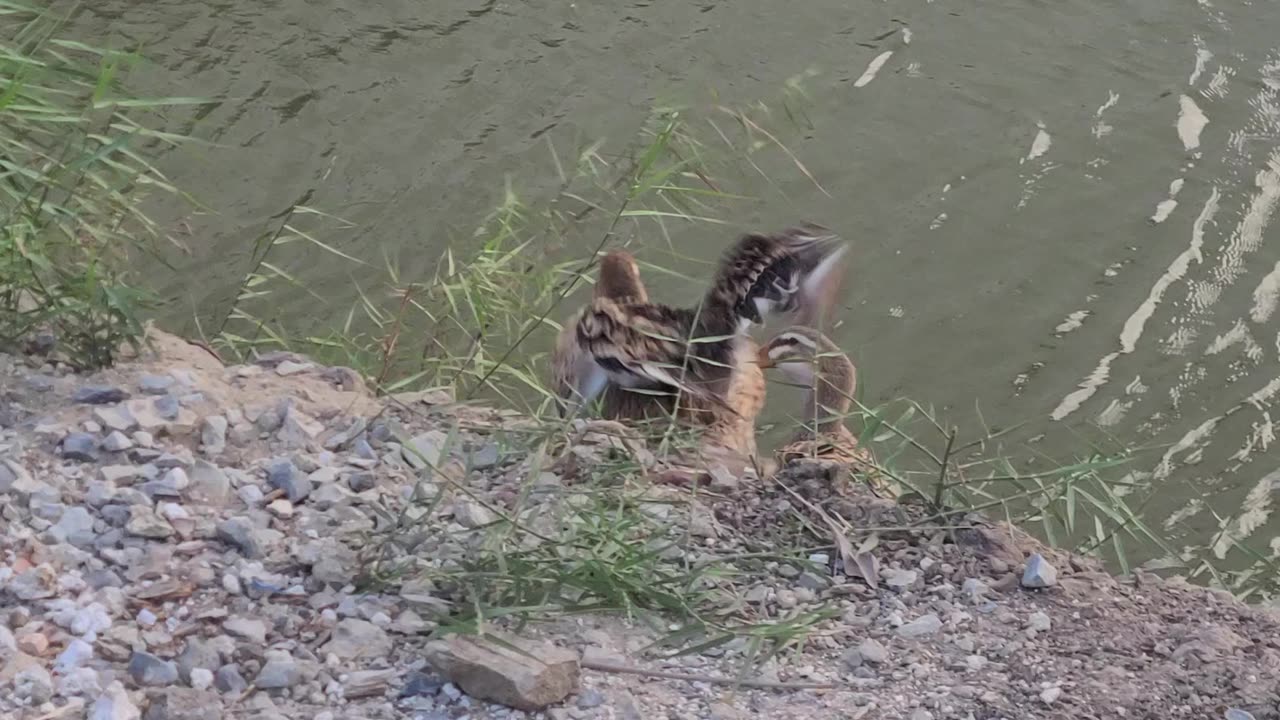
[{"xmin": 0, "ymin": 1, "xmax": 201, "ymax": 368}]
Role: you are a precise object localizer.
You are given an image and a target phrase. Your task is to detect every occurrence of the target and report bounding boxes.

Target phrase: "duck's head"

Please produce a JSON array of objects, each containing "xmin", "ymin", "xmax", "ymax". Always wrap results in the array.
[
  {"xmin": 594, "ymin": 250, "xmax": 648, "ymax": 303},
  {"xmin": 757, "ymin": 326, "xmax": 854, "ymax": 391}
]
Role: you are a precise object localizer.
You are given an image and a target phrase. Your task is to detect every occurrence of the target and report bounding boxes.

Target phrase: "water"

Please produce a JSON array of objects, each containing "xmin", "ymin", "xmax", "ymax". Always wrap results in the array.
[{"xmin": 78, "ymin": 1, "xmax": 1280, "ymax": 585}]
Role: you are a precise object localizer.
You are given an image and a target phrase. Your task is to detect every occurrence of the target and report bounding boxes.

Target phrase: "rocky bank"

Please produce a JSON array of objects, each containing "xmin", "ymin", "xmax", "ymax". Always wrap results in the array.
[{"xmin": 2, "ymin": 327, "xmax": 1279, "ymax": 720}]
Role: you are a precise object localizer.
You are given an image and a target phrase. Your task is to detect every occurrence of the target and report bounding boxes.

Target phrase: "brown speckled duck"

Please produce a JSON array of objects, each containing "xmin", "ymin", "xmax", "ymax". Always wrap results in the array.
[
  {"xmin": 552, "ymin": 224, "xmax": 849, "ymax": 457},
  {"xmin": 757, "ymin": 325, "xmax": 878, "ymax": 477}
]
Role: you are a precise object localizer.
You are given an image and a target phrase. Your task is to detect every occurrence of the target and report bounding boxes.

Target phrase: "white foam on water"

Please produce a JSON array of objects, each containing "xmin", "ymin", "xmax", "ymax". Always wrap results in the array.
[
  {"xmin": 1120, "ymin": 187, "xmax": 1218, "ymax": 353},
  {"xmin": 1055, "ymin": 309, "xmax": 1090, "ymax": 334},
  {"xmin": 1213, "ymin": 152, "xmax": 1280, "ymax": 291},
  {"xmin": 1203, "ymin": 66, "xmax": 1234, "ymax": 99},
  {"xmin": 1177, "ymin": 95, "xmax": 1210, "ymax": 151},
  {"xmin": 1190, "ymin": 37, "xmax": 1213, "ymax": 86},
  {"xmin": 1207, "ymin": 319, "xmax": 1263, "ymax": 361},
  {"xmin": 1250, "ymin": 261, "xmax": 1280, "ymax": 323},
  {"xmin": 1096, "ymin": 399, "xmax": 1129, "ymax": 427},
  {"xmin": 1153, "ymin": 415, "xmax": 1221, "ymax": 481},
  {"xmin": 854, "ymin": 51, "xmax": 894, "ymax": 88},
  {"xmin": 1151, "ymin": 178, "xmax": 1186, "ymax": 223},
  {"xmin": 1051, "ymin": 352, "xmax": 1116, "ymax": 421},
  {"xmin": 1093, "ymin": 91, "xmax": 1119, "ymax": 139},
  {"xmin": 902, "ymin": 28, "xmax": 913, "ymax": 45},
  {"xmin": 1125, "ymin": 376, "xmax": 1148, "ymax": 395},
  {"xmin": 1051, "ymin": 188, "xmax": 1220, "ymax": 422},
  {"xmin": 929, "ymin": 212, "xmax": 948, "ymax": 230},
  {"xmin": 1024, "ymin": 123, "xmax": 1052, "ymax": 162}
]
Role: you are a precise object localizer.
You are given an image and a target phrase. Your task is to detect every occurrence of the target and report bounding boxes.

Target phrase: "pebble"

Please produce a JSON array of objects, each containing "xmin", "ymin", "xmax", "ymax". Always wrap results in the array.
[
  {"xmin": 1021, "ymin": 553, "xmax": 1058, "ymax": 589},
  {"xmin": 254, "ymin": 652, "xmax": 303, "ymax": 689},
  {"xmin": 62, "ymin": 432, "xmax": 99, "ymax": 461},
  {"xmin": 224, "ymin": 616, "xmax": 268, "ymax": 645},
  {"xmin": 856, "ymin": 637, "xmax": 889, "ymax": 664},
  {"xmin": 73, "ymin": 385, "xmax": 129, "ymax": 404},
  {"xmin": 93, "ymin": 405, "xmax": 137, "ymax": 432},
  {"xmin": 139, "ymin": 373, "xmax": 174, "ymax": 395},
  {"xmin": 190, "ymin": 667, "xmax": 215, "ymax": 691},
  {"xmin": 897, "ymin": 613, "xmax": 943, "ymax": 639},
  {"xmin": 214, "ymin": 665, "xmax": 248, "ymax": 694},
  {"xmin": 1027, "ymin": 611, "xmax": 1052, "ymax": 633},
  {"xmin": 1040, "ymin": 686, "xmax": 1062, "ymax": 705},
  {"xmin": 102, "ymin": 430, "xmax": 134, "ymax": 452},
  {"xmin": 89, "ymin": 681, "xmax": 140, "ymax": 720},
  {"xmin": 267, "ymin": 458, "xmax": 311, "ymax": 503},
  {"xmin": 128, "ymin": 651, "xmax": 180, "ymax": 686},
  {"xmin": 202, "ymin": 415, "xmax": 228, "ymax": 454}
]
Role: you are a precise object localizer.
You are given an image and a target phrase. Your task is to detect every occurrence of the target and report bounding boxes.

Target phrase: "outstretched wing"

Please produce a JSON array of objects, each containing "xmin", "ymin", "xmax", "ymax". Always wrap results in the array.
[{"xmin": 704, "ymin": 222, "xmax": 849, "ymax": 330}]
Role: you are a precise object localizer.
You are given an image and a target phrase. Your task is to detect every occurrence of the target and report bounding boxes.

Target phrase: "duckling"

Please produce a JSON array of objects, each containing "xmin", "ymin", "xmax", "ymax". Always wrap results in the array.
[
  {"xmin": 757, "ymin": 326, "xmax": 878, "ymax": 476},
  {"xmin": 560, "ymin": 223, "xmax": 849, "ymax": 456}
]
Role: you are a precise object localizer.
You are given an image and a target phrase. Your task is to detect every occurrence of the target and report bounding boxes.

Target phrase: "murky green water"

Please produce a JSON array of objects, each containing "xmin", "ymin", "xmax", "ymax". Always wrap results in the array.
[{"xmin": 79, "ymin": 1, "xmax": 1280, "ymax": 586}]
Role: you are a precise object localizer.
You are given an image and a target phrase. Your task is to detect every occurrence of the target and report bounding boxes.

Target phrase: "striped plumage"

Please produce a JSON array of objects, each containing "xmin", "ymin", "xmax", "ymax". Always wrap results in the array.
[
  {"xmin": 758, "ymin": 326, "xmax": 881, "ymax": 485},
  {"xmin": 552, "ymin": 224, "xmax": 849, "ymax": 457}
]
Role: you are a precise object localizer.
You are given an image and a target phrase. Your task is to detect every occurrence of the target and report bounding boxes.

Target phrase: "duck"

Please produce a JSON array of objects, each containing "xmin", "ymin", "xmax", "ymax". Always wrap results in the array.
[
  {"xmin": 554, "ymin": 223, "xmax": 849, "ymax": 458},
  {"xmin": 551, "ymin": 249, "xmax": 651, "ymax": 419},
  {"xmin": 757, "ymin": 325, "xmax": 880, "ymax": 481}
]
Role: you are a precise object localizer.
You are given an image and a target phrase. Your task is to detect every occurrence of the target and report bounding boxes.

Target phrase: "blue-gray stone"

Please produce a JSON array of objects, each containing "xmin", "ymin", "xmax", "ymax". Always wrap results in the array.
[
  {"xmin": 267, "ymin": 458, "xmax": 310, "ymax": 502},
  {"xmin": 400, "ymin": 671, "xmax": 444, "ymax": 698},
  {"xmin": 26, "ymin": 375, "xmax": 54, "ymax": 393},
  {"xmin": 127, "ymin": 651, "xmax": 179, "ymax": 686},
  {"xmin": 62, "ymin": 432, "xmax": 98, "ymax": 462},
  {"xmin": 72, "ymin": 385, "xmax": 128, "ymax": 404},
  {"xmin": 1021, "ymin": 553, "xmax": 1058, "ymax": 589},
  {"xmin": 214, "ymin": 665, "xmax": 248, "ymax": 694},
  {"xmin": 154, "ymin": 396, "xmax": 180, "ymax": 421},
  {"xmin": 353, "ymin": 437, "xmax": 377, "ymax": 460},
  {"xmin": 138, "ymin": 373, "xmax": 174, "ymax": 395}
]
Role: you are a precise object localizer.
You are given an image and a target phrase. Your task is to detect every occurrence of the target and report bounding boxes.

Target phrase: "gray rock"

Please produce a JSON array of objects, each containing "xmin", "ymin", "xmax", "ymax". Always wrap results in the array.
[
  {"xmin": 452, "ymin": 499, "xmax": 497, "ymax": 528},
  {"xmin": 353, "ymin": 437, "xmax": 377, "ymax": 460},
  {"xmin": 189, "ymin": 668, "xmax": 214, "ymax": 691},
  {"xmin": 141, "ymin": 688, "xmax": 222, "ymax": 720},
  {"xmin": 323, "ymin": 418, "xmax": 367, "ymax": 451},
  {"xmin": 52, "ymin": 506, "xmax": 97, "ymax": 544},
  {"xmin": 201, "ymin": 416, "xmax": 228, "ymax": 455},
  {"xmin": 321, "ymin": 618, "xmax": 391, "ymax": 660},
  {"xmin": 254, "ymin": 652, "xmax": 302, "ymax": 689},
  {"xmin": 188, "ymin": 461, "xmax": 231, "ymax": 506},
  {"xmin": 347, "ymin": 471, "xmax": 376, "ymax": 493},
  {"xmin": 577, "ymin": 688, "xmax": 606, "ymax": 709},
  {"xmin": 94, "ymin": 405, "xmax": 138, "ymax": 432},
  {"xmin": 73, "ymin": 385, "xmax": 129, "ymax": 404},
  {"xmin": 896, "ymin": 613, "xmax": 943, "ymax": 639},
  {"xmin": 1226, "ymin": 710, "xmax": 1257, "ymax": 720},
  {"xmin": 223, "ymin": 617, "xmax": 268, "ymax": 645},
  {"xmin": 1021, "ymin": 553, "xmax": 1058, "ymax": 589},
  {"xmin": 0, "ymin": 458, "xmax": 18, "ymax": 493},
  {"xmin": 216, "ymin": 517, "xmax": 281, "ymax": 558},
  {"xmin": 213, "ymin": 665, "xmax": 247, "ymax": 694},
  {"xmin": 154, "ymin": 396, "xmax": 180, "ymax": 421},
  {"xmin": 139, "ymin": 374, "xmax": 174, "ymax": 395},
  {"xmin": 856, "ymin": 638, "xmax": 889, "ymax": 664},
  {"xmin": 26, "ymin": 375, "xmax": 55, "ymax": 392},
  {"xmin": 424, "ymin": 632, "xmax": 580, "ymax": 711},
  {"xmin": 470, "ymin": 443, "xmax": 501, "ymax": 469},
  {"xmin": 275, "ymin": 360, "xmax": 314, "ymax": 376},
  {"xmin": 89, "ymin": 681, "xmax": 141, "ymax": 720},
  {"xmin": 266, "ymin": 458, "xmax": 310, "ymax": 503},
  {"xmin": 125, "ymin": 506, "xmax": 174, "ymax": 539},
  {"xmin": 103, "ymin": 431, "xmax": 134, "ymax": 452},
  {"xmin": 128, "ymin": 651, "xmax": 180, "ymax": 686},
  {"xmin": 176, "ymin": 639, "xmax": 222, "ymax": 683},
  {"xmin": 1027, "ymin": 611, "xmax": 1052, "ymax": 633},
  {"xmin": 884, "ymin": 568, "xmax": 918, "ymax": 590},
  {"xmin": 278, "ymin": 407, "xmax": 324, "ymax": 448},
  {"xmin": 63, "ymin": 432, "xmax": 99, "ymax": 461},
  {"xmin": 402, "ymin": 431, "xmax": 446, "ymax": 469},
  {"xmin": 400, "ymin": 671, "xmax": 444, "ymax": 697}
]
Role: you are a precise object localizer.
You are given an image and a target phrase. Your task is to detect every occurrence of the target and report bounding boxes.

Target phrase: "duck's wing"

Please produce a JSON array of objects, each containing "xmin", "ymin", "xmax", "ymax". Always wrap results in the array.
[
  {"xmin": 704, "ymin": 223, "xmax": 849, "ymax": 330},
  {"xmin": 572, "ymin": 299, "xmax": 741, "ymax": 411},
  {"xmin": 551, "ymin": 251, "xmax": 651, "ymax": 417}
]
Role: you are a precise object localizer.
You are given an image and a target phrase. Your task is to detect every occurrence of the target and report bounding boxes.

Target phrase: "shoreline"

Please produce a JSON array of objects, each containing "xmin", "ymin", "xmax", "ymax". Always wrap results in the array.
[{"xmin": 2, "ymin": 326, "xmax": 1278, "ymax": 719}]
